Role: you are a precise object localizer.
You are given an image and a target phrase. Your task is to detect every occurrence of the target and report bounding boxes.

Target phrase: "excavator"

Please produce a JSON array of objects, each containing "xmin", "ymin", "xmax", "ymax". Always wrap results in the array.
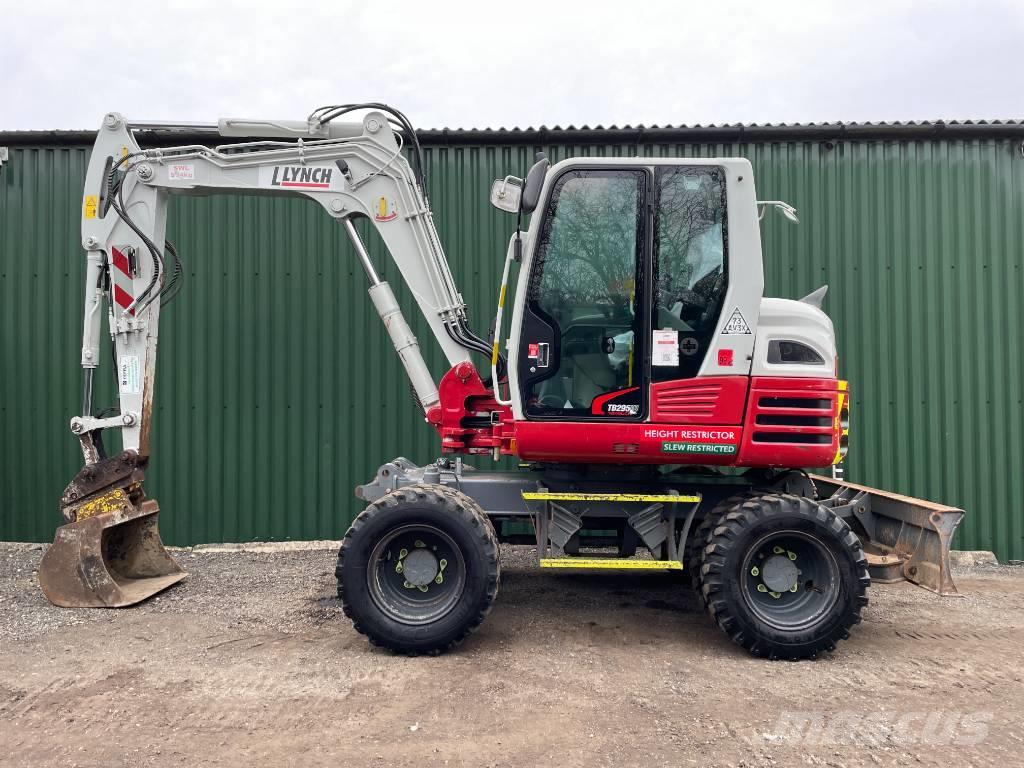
[{"xmin": 39, "ymin": 104, "xmax": 965, "ymax": 659}]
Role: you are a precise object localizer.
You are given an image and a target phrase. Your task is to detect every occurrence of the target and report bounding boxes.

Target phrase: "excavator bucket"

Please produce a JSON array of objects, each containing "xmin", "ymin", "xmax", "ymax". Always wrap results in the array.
[
  {"xmin": 810, "ymin": 474, "xmax": 964, "ymax": 596},
  {"xmin": 38, "ymin": 451, "xmax": 185, "ymax": 608}
]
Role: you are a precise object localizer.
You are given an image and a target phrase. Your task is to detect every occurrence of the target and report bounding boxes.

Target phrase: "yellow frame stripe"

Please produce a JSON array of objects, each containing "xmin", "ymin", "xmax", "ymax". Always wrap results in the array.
[
  {"xmin": 540, "ymin": 558, "xmax": 682, "ymax": 570},
  {"xmin": 833, "ymin": 380, "xmax": 850, "ymax": 465},
  {"xmin": 522, "ymin": 492, "xmax": 700, "ymax": 503}
]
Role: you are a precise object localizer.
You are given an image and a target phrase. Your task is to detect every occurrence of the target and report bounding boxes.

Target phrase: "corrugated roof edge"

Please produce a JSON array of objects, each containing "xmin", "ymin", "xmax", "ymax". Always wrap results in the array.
[{"xmin": 2, "ymin": 119, "xmax": 1024, "ymax": 147}]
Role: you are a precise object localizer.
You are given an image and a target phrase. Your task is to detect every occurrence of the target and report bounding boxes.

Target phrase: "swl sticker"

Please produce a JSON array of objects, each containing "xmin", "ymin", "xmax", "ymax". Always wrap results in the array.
[{"xmin": 168, "ymin": 163, "xmax": 195, "ymax": 181}]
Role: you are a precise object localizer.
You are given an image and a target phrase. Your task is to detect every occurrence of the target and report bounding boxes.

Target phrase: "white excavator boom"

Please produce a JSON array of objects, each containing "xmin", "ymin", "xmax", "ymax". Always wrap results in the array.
[{"xmin": 74, "ymin": 108, "xmax": 487, "ymax": 465}]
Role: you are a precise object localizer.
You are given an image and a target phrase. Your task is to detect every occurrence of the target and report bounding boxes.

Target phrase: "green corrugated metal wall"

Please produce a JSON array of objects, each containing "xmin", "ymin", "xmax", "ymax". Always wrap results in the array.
[{"xmin": 2, "ymin": 133, "xmax": 1022, "ymax": 558}]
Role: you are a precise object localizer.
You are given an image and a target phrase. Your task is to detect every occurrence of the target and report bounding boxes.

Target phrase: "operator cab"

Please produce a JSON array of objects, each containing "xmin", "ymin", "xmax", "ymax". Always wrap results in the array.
[{"xmin": 510, "ymin": 157, "xmax": 746, "ymax": 422}]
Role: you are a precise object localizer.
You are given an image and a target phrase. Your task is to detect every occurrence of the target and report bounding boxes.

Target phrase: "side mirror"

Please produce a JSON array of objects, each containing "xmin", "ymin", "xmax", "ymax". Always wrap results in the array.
[
  {"xmin": 757, "ymin": 200, "xmax": 800, "ymax": 224},
  {"xmin": 521, "ymin": 154, "xmax": 550, "ymax": 214},
  {"xmin": 490, "ymin": 176, "xmax": 523, "ymax": 213}
]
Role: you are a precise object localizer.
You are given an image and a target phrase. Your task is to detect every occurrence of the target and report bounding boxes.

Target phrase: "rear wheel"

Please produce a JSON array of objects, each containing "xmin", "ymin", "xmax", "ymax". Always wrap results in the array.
[
  {"xmin": 701, "ymin": 494, "xmax": 869, "ymax": 659},
  {"xmin": 337, "ymin": 484, "xmax": 500, "ymax": 654}
]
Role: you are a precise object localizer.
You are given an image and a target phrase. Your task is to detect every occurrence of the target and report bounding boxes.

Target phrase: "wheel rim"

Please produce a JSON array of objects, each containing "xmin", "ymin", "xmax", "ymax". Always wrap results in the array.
[
  {"xmin": 368, "ymin": 523, "xmax": 467, "ymax": 625},
  {"xmin": 740, "ymin": 530, "xmax": 840, "ymax": 632}
]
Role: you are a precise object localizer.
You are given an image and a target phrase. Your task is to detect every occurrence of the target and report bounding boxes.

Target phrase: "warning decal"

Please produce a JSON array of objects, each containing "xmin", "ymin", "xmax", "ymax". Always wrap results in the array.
[
  {"xmin": 662, "ymin": 441, "xmax": 738, "ymax": 455},
  {"xmin": 652, "ymin": 329, "xmax": 679, "ymax": 366},
  {"xmin": 721, "ymin": 308, "xmax": 751, "ymax": 335}
]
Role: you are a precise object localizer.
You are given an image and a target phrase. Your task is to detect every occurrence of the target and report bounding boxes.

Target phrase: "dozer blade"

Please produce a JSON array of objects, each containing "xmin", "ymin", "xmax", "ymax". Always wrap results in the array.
[
  {"xmin": 810, "ymin": 474, "xmax": 964, "ymax": 596},
  {"xmin": 39, "ymin": 451, "xmax": 185, "ymax": 608}
]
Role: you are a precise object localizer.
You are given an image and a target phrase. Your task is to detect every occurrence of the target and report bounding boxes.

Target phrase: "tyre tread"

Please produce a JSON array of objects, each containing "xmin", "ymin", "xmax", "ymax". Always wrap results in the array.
[{"xmin": 685, "ymin": 490, "xmax": 769, "ymax": 600}]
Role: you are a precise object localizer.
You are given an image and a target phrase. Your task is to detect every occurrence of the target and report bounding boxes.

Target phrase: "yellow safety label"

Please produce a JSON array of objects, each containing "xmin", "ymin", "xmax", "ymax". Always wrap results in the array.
[
  {"xmin": 73, "ymin": 488, "xmax": 130, "ymax": 522},
  {"xmin": 83, "ymin": 195, "xmax": 98, "ymax": 220},
  {"xmin": 522, "ymin": 492, "xmax": 700, "ymax": 503},
  {"xmin": 540, "ymin": 558, "xmax": 682, "ymax": 570}
]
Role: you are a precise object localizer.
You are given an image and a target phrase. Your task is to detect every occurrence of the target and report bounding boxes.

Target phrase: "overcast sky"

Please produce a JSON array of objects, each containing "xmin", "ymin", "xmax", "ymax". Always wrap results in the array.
[{"xmin": 2, "ymin": 0, "xmax": 1021, "ymax": 131}]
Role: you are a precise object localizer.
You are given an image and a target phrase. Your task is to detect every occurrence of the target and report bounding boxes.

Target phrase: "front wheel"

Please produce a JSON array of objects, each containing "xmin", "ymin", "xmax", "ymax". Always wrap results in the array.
[
  {"xmin": 336, "ymin": 484, "xmax": 500, "ymax": 654},
  {"xmin": 700, "ymin": 494, "xmax": 869, "ymax": 660}
]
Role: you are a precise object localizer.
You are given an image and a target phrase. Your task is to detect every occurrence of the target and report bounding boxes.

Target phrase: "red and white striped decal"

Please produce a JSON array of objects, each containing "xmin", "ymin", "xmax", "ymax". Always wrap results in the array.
[{"xmin": 110, "ymin": 247, "xmax": 135, "ymax": 315}]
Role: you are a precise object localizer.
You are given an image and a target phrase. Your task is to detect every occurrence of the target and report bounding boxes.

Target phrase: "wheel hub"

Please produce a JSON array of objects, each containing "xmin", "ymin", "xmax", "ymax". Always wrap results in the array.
[
  {"xmin": 367, "ymin": 524, "xmax": 465, "ymax": 625},
  {"xmin": 761, "ymin": 553, "xmax": 799, "ymax": 593},
  {"xmin": 402, "ymin": 548, "xmax": 439, "ymax": 587},
  {"xmin": 741, "ymin": 531, "xmax": 841, "ymax": 632}
]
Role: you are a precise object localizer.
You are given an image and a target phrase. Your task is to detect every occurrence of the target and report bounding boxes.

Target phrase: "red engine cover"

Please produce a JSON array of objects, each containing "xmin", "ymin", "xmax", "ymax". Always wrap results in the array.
[
  {"xmin": 512, "ymin": 376, "xmax": 844, "ymax": 469},
  {"xmin": 429, "ymin": 365, "xmax": 844, "ymax": 470}
]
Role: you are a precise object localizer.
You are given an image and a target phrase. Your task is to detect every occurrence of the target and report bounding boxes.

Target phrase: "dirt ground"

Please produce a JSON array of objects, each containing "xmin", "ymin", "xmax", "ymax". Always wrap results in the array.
[{"xmin": 1, "ymin": 542, "xmax": 1023, "ymax": 768}]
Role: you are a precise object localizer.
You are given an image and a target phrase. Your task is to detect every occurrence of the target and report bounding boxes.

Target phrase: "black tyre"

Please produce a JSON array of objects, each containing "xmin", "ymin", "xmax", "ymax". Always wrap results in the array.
[
  {"xmin": 336, "ymin": 483, "xmax": 500, "ymax": 654},
  {"xmin": 700, "ymin": 494, "xmax": 869, "ymax": 660},
  {"xmin": 685, "ymin": 490, "xmax": 766, "ymax": 595}
]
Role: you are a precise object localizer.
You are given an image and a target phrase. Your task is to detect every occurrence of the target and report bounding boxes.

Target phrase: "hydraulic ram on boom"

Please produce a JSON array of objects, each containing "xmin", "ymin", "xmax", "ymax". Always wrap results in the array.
[{"xmin": 40, "ymin": 104, "xmax": 965, "ymax": 662}]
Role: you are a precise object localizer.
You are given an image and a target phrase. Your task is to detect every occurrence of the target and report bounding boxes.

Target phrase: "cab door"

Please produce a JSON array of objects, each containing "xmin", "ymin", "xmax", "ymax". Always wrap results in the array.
[
  {"xmin": 649, "ymin": 165, "xmax": 730, "ymax": 383},
  {"xmin": 517, "ymin": 168, "xmax": 648, "ymax": 420}
]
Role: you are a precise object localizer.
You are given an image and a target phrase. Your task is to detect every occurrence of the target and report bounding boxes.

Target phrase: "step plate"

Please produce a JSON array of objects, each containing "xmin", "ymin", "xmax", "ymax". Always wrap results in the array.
[
  {"xmin": 540, "ymin": 557, "xmax": 683, "ymax": 570},
  {"xmin": 523, "ymin": 492, "xmax": 700, "ymax": 503}
]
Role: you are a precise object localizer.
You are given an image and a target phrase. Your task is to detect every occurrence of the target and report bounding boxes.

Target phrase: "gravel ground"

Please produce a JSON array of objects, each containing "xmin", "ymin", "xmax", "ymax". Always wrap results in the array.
[{"xmin": 2, "ymin": 541, "xmax": 1023, "ymax": 767}]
